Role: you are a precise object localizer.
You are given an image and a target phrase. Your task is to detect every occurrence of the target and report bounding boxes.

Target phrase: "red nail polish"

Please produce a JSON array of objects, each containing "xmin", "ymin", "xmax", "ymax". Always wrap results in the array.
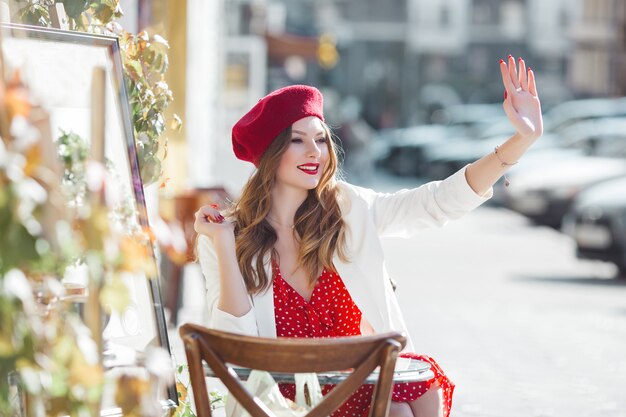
[
  {"xmin": 528, "ymin": 67, "xmax": 532, "ymax": 71},
  {"xmin": 518, "ymin": 57, "xmax": 522, "ymax": 62},
  {"xmin": 210, "ymin": 204, "xmax": 218, "ymax": 209},
  {"xmin": 504, "ymin": 90, "xmax": 508, "ymax": 100},
  {"xmin": 508, "ymin": 54, "xmax": 513, "ymax": 59},
  {"xmin": 500, "ymin": 59, "xmax": 505, "ymax": 64}
]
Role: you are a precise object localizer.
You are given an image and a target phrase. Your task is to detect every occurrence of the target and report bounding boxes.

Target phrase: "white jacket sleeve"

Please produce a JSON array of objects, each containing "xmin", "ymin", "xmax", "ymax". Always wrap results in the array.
[
  {"xmin": 342, "ymin": 165, "xmax": 492, "ymax": 238},
  {"xmin": 196, "ymin": 235, "xmax": 258, "ymax": 336}
]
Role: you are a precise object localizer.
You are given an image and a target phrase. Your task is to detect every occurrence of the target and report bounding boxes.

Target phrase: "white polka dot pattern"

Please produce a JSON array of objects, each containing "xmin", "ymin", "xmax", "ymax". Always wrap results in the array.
[{"xmin": 272, "ymin": 264, "xmax": 454, "ymax": 417}]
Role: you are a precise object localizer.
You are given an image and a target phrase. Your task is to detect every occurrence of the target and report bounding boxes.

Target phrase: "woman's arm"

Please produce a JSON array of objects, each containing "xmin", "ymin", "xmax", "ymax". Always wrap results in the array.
[
  {"xmin": 194, "ymin": 206, "xmax": 252, "ymax": 318},
  {"xmin": 465, "ymin": 55, "xmax": 543, "ymax": 196},
  {"xmin": 339, "ymin": 170, "xmax": 490, "ymax": 238}
]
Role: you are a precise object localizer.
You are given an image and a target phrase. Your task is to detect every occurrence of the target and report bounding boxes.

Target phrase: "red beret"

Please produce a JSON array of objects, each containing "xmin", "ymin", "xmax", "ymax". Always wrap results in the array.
[{"xmin": 232, "ymin": 85, "xmax": 325, "ymax": 165}]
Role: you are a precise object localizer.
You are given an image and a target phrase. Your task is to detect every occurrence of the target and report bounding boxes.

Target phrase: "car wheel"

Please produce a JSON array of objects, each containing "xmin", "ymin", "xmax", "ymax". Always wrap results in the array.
[
  {"xmin": 391, "ymin": 151, "xmax": 417, "ymax": 176},
  {"xmin": 427, "ymin": 163, "xmax": 450, "ymax": 180}
]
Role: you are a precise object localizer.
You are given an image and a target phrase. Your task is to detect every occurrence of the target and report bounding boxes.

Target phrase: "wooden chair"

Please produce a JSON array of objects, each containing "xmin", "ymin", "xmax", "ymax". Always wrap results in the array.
[{"xmin": 179, "ymin": 324, "xmax": 407, "ymax": 417}]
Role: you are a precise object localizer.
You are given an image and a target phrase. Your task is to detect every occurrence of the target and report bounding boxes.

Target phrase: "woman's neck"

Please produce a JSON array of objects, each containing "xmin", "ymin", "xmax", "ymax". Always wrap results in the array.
[{"xmin": 269, "ymin": 184, "xmax": 308, "ymax": 227}]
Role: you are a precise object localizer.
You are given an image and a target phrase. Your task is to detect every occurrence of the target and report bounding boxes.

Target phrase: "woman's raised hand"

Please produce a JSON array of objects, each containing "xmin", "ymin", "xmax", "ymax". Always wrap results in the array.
[
  {"xmin": 194, "ymin": 204, "xmax": 235, "ymax": 241},
  {"xmin": 500, "ymin": 55, "xmax": 543, "ymax": 141}
]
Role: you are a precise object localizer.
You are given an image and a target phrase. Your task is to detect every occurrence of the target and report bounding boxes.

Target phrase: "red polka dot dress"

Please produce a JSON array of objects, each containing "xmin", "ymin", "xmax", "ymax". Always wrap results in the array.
[{"xmin": 273, "ymin": 264, "xmax": 455, "ymax": 417}]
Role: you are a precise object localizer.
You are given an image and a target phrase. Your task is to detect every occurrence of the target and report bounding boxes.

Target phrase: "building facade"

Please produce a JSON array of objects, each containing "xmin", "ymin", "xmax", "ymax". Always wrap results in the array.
[{"xmin": 569, "ymin": 0, "xmax": 626, "ymax": 97}]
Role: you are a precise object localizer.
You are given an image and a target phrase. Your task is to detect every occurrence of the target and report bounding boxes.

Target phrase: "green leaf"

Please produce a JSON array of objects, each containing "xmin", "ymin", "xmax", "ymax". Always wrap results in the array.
[
  {"xmin": 61, "ymin": 0, "xmax": 90, "ymax": 19},
  {"xmin": 124, "ymin": 60, "xmax": 144, "ymax": 82}
]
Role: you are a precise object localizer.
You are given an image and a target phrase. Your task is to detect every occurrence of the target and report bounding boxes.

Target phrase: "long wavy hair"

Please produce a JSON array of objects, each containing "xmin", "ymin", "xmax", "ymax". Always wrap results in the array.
[{"xmin": 229, "ymin": 122, "xmax": 348, "ymax": 294}]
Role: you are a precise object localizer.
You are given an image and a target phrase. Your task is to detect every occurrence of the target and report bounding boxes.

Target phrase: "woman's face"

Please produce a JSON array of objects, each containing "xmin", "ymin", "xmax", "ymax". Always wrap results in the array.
[{"xmin": 275, "ymin": 116, "xmax": 329, "ymax": 192}]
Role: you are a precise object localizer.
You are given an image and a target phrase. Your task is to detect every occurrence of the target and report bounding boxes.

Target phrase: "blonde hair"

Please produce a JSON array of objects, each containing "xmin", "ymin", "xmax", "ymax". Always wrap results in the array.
[{"xmin": 229, "ymin": 123, "xmax": 348, "ymax": 294}]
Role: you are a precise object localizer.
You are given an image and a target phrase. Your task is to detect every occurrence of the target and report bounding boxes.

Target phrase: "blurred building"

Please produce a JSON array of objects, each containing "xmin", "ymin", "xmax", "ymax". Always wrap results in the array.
[
  {"xmin": 301, "ymin": 0, "xmax": 581, "ymax": 126},
  {"xmin": 131, "ymin": 0, "xmax": 228, "ymax": 192},
  {"xmin": 131, "ymin": 0, "xmax": 626, "ymax": 193},
  {"xmin": 329, "ymin": 0, "xmax": 409, "ymax": 128},
  {"xmin": 569, "ymin": 0, "xmax": 626, "ymax": 97},
  {"xmin": 527, "ymin": 0, "xmax": 577, "ymax": 104}
]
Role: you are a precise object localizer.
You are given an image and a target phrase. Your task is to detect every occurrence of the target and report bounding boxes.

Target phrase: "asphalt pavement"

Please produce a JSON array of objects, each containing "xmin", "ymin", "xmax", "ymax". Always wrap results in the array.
[{"xmin": 384, "ymin": 205, "xmax": 626, "ymax": 417}]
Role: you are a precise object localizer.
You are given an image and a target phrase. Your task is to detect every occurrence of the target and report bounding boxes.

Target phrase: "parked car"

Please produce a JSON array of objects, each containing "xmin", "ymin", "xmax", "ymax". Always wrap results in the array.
[
  {"xmin": 423, "ymin": 132, "xmax": 559, "ymax": 181},
  {"xmin": 554, "ymin": 117, "xmax": 626, "ymax": 156},
  {"xmin": 423, "ymin": 136, "xmax": 504, "ymax": 180},
  {"xmin": 376, "ymin": 125, "xmax": 451, "ymax": 176},
  {"xmin": 502, "ymin": 156, "xmax": 626, "ymax": 228},
  {"xmin": 542, "ymin": 97, "xmax": 626, "ymax": 134},
  {"xmin": 377, "ymin": 104, "xmax": 503, "ymax": 177},
  {"xmin": 422, "ymin": 103, "xmax": 626, "ymax": 181},
  {"xmin": 502, "ymin": 117, "xmax": 626, "ymax": 217},
  {"xmin": 490, "ymin": 147, "xmax": 586, "ymax": 206},
  {"xmin": 379, "ymin": 97, "xmax": 626, "ymax": 178},
  {"xmin": 430, "ymin": 103, "xmax": 505, "ymax": 136},
  {"xmin": 562, "ymin": 176, "xmax": 626, "ymax": 277}
]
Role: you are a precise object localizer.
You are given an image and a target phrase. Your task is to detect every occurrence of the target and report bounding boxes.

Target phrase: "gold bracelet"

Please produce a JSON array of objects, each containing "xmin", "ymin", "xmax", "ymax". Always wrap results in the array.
[
  {"xmin": 494, "ymin": 145, "xmax": 517, "ymax": 187},
  {"xmin": 494, "ymin": 145, "xmax": 518, "ymax": 166}
]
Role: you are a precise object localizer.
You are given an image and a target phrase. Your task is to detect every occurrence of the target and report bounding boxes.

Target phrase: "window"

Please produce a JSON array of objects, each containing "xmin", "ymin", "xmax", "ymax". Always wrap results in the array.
[
  {"xmin": 440, "ymin": 5, "xmax": 450, "ymax": 27},
  {"xmin": 501, "ymin": 1, "xmax": 524, "ymax": 27},
  {"xmin": 472, "ymin": 3, "xmax": 494, "ymax": 25}
]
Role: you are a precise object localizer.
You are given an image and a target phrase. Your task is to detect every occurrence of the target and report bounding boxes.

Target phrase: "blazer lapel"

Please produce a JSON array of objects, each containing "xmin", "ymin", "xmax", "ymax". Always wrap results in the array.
[{"xmin": 252, "ymin": 254, "xmax": 277, "ymax": 338}]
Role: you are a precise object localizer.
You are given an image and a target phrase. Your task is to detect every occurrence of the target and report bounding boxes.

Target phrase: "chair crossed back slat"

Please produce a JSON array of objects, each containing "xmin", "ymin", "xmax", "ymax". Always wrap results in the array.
[{"xmin": 180, "ymin": 324, "xmax": 406, "ymax": 417}]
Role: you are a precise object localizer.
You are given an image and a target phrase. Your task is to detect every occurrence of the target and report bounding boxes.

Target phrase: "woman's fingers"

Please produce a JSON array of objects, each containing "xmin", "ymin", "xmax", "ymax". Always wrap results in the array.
[
  {"xmin": 528, "ymin": 67, "xmax": 538, "ymax": 96},
  {"xmin": 193, "ymin": 207, "xmax": 230, "ymax": 237},
  {"xmin": 195, "ymin": 205, "xmax": 225, "ymax": 223},
  {"xmin": 500, "ymin": 56, "xmax": 542, "ymax": 139},
  {"xmin": 518, "ymin": 57, "xmax": 528, "ymax": 91},
  {"xmin": 500, "ymin": 59, "xmax": 516, "ymax": 96},
  {"xmin": 502, "ymin": 55, "xmax": 535, "ymax": 96},
  {"xmin": 508, "ymin": 55, "xmax": 520, "ymax": 89}
]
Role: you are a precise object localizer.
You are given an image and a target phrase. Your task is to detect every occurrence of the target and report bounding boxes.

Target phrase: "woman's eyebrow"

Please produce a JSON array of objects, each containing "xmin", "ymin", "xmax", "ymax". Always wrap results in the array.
[{"xmin": 292, "ymin": 129, "xmax": 325, "ymax": 136}]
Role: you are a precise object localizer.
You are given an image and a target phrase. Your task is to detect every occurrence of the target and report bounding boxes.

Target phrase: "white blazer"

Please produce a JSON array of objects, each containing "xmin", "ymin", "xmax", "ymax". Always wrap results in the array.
[{"xmin": 197, "ymin": 166, "xmax": 492, "ymax": 350}]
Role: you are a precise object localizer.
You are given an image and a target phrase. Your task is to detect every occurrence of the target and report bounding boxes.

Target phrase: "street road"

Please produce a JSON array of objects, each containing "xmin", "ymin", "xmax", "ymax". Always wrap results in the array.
[{"xmin": 382, "ymin": 205, "xmax": 626, "ymax": 417}]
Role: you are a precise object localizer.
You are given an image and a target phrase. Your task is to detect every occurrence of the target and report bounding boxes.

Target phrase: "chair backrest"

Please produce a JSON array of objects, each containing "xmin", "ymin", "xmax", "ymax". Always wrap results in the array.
[{"xmin": 180, "ymin": 324, "xmax": 406, "ymax": 417}]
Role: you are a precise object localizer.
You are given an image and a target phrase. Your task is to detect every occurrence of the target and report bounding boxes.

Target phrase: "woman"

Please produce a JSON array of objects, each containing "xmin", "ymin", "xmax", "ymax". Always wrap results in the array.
[{"xmin": 194, "ymin": 56, "xmax": 543, "ymax": 417}]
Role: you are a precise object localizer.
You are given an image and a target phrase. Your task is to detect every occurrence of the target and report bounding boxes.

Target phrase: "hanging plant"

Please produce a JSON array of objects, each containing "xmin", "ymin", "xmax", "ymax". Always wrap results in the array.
[
  {"xmin": 114, "ymin": 28, "xmax": 178, "ymax": 186},
  {"xmin": 13, "ymin": 0, "xmax": 55, "ymax": 26},
  {"xmin": 11, "ymin": 0, "xmax": 181, "ymax": 186},
  {"xmin": 0, "ymin": 74, "xmax": 173, "ymax": 416},
  {"xmin": 0, "ymin": 75, "xmax": 104, "ymax": 416}
]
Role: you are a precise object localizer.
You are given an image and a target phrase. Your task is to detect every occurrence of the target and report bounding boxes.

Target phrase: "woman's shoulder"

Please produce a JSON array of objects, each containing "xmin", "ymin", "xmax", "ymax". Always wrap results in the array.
[
  {"xmin": 336, "ymin": 179, "xmax": 376, "ymax": 198},
  {"xmin": 336, "ymin": 180, "xmax": 382, "ymax": 206}
]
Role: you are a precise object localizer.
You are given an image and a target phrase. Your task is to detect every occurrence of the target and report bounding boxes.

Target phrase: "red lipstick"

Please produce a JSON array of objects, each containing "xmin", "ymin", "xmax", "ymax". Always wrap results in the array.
[{"xmin": 297, "ymin": 163, "xmax": 320, "ymax": 175}]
